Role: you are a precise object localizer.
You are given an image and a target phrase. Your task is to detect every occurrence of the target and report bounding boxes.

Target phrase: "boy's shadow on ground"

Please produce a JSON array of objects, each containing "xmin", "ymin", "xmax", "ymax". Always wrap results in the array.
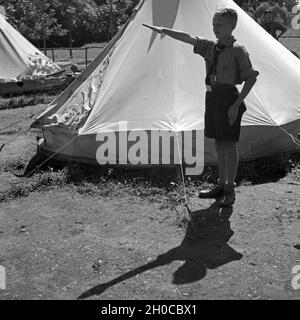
[{"xmin": 78, "ymin": 202, "xmax": 243, "ymax": 299}]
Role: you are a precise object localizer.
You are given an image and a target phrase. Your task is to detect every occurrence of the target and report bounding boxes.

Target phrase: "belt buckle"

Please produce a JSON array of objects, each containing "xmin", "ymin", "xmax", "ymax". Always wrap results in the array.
[{"xmin": 206, "ymin": 85, "xmax": 212, "ymax": 92}]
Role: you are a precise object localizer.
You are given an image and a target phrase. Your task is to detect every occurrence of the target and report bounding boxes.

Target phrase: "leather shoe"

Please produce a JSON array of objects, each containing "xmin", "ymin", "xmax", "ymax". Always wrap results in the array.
[
  {"xmin": 218, "ymin": 183, "xmax": 236, "ymax": 207},
  {"xmin": 198, "ymin": 183, "xmax": 225, "ymax": 199}
]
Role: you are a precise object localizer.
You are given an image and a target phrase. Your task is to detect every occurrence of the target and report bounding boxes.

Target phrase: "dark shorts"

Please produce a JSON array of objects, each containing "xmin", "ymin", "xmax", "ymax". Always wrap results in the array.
[{"xmin": 205, "ymin": 85, "xmax": 246, "ymax": 141}]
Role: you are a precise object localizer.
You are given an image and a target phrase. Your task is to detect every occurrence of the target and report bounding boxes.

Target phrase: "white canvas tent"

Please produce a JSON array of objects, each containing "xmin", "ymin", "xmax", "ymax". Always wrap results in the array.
[
  {"xmin": 0, "ymin": 13, "xmax": 61, "ymax": 80},
  {"xmin": 31, "ymin": 0, "xmax": 300, "ymax": 168}
]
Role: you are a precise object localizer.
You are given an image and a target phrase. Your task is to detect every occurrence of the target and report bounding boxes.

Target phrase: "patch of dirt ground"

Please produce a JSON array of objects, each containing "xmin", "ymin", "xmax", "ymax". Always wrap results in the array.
[{"xmin": 0, "ymin": 175, "xmax": 299, "ymax": 300}]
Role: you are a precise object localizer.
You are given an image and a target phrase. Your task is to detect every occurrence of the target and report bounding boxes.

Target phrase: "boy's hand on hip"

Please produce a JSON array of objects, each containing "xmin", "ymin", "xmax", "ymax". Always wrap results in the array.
[
  {"xmin": 228, "ymin": 103, "xmax": 240, "ymax": 126},
  {"xmin": 143, "ymin": 24, "xmax": 163, "ymax": 33}
]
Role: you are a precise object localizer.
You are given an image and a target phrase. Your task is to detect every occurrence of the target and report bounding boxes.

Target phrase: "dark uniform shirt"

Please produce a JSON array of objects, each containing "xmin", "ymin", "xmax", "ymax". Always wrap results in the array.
[{"xmin": 193, "ymin": 36, "xmax": 259, "ymax": 85}]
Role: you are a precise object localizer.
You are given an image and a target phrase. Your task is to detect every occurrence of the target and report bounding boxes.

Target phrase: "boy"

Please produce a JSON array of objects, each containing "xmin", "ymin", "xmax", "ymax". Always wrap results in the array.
[{"xmin": 144, "ymin": 8, "xmax": 259, "ymax": 206}]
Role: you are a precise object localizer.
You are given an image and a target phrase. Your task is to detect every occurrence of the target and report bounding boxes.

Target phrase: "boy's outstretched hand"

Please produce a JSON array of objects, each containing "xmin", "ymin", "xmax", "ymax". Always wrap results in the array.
[{"xmin": 143, "ymin": 24, "xmax": 163, "ymax": 33}]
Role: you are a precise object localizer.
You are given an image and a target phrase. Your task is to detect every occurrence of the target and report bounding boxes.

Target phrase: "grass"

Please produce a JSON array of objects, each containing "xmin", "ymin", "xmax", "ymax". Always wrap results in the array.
[
  {"xmin": 1, "ymin": 151, "xmax": 299, "ymax": 205},
  {"xmin": 0, "ymin": 93, "xmax": 59, "ymax": 111}
]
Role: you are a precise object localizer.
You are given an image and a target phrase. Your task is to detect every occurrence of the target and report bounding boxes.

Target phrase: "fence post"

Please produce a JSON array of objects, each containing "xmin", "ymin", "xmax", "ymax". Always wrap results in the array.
[
  {"xmin": 85, "ymin": 48, "xmax": 88, "ymax": 68},
  {"xmin": 0, "ymin": 265, "xmax": 5, "ymax": 290},
  {"xmin": 51, "ymin": 49, "xmax": 55, "ymax": 62}
]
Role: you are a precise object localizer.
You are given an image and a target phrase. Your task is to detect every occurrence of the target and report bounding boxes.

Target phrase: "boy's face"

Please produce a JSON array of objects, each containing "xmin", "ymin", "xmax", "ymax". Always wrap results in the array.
[{"xmin": 213, "ymin": 16, "xmax": 234, "ymax": 41}]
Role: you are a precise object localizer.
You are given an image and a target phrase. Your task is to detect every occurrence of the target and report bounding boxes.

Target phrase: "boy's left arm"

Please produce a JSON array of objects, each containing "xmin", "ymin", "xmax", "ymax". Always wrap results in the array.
[
  {"xmin": 228, "ymin": 46, "xmax": 259, "ymax": 126},
  {"xmin": 228, "ymin": 77, "xmax": 257, "ymax": 126}
]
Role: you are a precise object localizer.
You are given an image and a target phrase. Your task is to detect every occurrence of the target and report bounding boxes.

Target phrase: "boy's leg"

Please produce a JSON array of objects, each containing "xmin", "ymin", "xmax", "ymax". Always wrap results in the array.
[
  {"xmin": 225, "ymin": 141, "xmax": 238, "ymax": 185},
  {"xmin": 215, "ymin": 140, "xmax": 227, "ymax": 184},
  {"xmin": 198, "ymin": 139, "xmax": 226, "ymax": 198},
  {"xmin": 218, "ymin": 141, "xmax": 238, "ymax": 207}
]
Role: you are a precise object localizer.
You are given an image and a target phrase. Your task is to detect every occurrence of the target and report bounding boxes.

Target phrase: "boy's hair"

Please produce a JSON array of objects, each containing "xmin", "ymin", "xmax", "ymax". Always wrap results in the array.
[{"xmin": 214, "ymin": 8, "xmax": 238, "ymax": 29}]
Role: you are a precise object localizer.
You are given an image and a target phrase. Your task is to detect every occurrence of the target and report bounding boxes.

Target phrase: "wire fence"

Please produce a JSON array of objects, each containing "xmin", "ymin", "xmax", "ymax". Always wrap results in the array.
[
  {"xmin": 281, "ymin": 35, "xmax": 300, "ymax": 38},
  {"xmin": 39, "ymin": 45, "xmax": 107, "ymax": 69}
]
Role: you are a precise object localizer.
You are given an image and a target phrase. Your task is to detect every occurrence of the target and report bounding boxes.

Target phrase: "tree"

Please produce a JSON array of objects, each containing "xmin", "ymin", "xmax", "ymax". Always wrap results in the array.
[
  {"xmin": 0, "ymin": 0, "xmax": 29, "ymax": 30},
  {"xmin": 0, "ymin": 0, "xmax": 67, "ymax": 52},
  {"xmin": 27, "ymin": 0, "xmax": 68, "ymax": 53},
  {"xmin": 95, "ymin": 0, "xmax": 139, "ymax": 41},
  {"xmin": 54, "ymin": 0, "xmax": 98, "ymax": 57}
]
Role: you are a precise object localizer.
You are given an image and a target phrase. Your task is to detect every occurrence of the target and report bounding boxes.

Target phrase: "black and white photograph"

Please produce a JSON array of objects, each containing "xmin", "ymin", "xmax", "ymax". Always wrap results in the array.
[{"xmin": 0, "ymin": 0, "xmax": 299, "ymax": 307}]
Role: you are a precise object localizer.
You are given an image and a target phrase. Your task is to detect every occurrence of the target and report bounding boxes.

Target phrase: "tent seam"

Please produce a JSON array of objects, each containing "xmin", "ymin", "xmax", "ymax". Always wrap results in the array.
[{"xmin": 251, "ymin": 88, "xmax": 278, "ymax": 126}]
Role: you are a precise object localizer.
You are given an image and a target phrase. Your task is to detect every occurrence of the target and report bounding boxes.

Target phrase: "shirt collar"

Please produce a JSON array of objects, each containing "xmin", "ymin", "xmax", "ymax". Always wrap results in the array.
[{"xmin": 216, "ymin": 36, "xmax": 236, "ymax": 48}]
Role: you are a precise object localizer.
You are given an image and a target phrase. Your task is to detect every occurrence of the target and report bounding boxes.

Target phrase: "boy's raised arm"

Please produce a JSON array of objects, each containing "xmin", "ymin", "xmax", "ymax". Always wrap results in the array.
[{"xmin": 143, "ymin": 24, "xmax": 197, "ymax": 46}]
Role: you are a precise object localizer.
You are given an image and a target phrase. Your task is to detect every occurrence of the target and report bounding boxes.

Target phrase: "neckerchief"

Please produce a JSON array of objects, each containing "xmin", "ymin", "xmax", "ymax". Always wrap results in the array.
[{"xmin": 205, "ymin": 36, "xmax": 236, "ymax": 86}]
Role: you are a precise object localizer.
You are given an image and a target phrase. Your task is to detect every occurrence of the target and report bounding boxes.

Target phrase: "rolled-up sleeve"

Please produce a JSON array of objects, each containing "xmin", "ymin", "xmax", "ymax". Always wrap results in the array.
[
  {"xmin": 236, "ymin": 46, "xmax": 259, "ymax": 81},
  {"xmin": 193, "ymin": 37, "xmax": 213, "ymax": 59}
]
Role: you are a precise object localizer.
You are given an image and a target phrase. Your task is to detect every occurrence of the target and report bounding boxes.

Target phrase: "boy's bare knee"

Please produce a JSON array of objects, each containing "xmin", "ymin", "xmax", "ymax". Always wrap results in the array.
[
  {"xmin": 215, "ymin": 140, "xmax": 225, "ymax": 152},
  {"xmin": 216, "ymin": 139, "xmax": 233, "ymax": 146},
  {"xmin": 227, "ymin": 141, "xmax": 237, "ymax": 148},
  {"xmin": 217, "ymin": 140, "xmax": 237, "ymax": 151}
]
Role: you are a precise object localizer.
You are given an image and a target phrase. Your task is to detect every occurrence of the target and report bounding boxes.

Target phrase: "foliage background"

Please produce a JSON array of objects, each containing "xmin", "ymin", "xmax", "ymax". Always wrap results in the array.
[{"xmin": 0, "ymin": 0, "xmax": 140, "ymax": 47}]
